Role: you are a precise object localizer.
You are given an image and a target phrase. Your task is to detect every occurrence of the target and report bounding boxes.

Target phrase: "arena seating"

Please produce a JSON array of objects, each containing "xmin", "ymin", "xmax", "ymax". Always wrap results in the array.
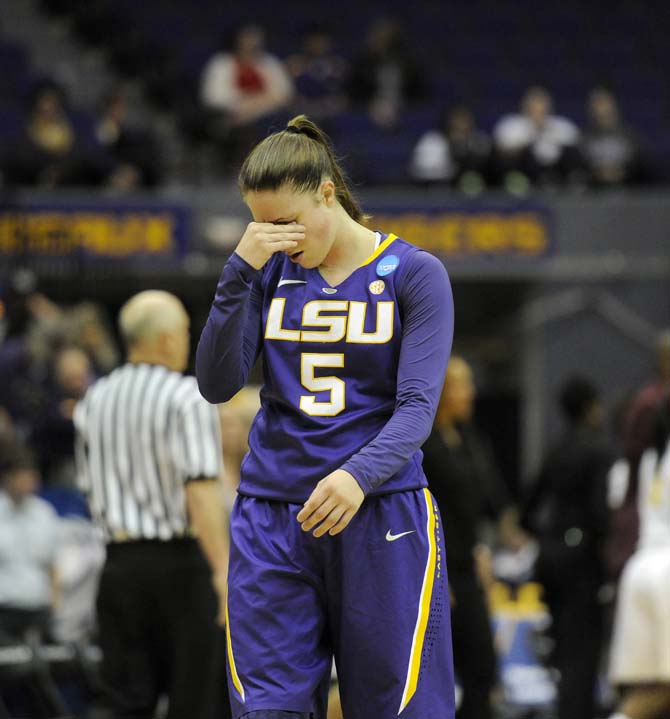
[{"xmin": 2, "ymin": 0, "xmax": 668, "ymax": 184}]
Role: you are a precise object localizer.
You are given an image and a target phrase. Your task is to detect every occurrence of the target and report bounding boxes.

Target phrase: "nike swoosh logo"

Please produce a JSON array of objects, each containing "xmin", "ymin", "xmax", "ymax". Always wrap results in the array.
[
  {"xmin": 277, "ymin": 279, "xmax": 307, "ymax": 288},
  {"xmin": 385, "ymin": 530, "xmax": 416, "ymax": 542}
]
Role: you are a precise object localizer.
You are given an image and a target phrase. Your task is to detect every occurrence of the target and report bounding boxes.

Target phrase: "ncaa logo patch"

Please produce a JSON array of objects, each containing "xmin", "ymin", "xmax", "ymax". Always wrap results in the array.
[
  {"xmin": 376, "ymin": 254, "xmax": 399, "ymax": 277},
  {"xmin": 369, "ymin": 280, "xmax": 385, "ymax": 295}
]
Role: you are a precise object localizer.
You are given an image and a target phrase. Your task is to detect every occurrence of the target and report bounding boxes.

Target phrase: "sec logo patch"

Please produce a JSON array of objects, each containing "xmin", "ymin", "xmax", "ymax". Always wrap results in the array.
[{"xmin": 369, "ymin": 280, "xmax": 385, "ymax": 295}]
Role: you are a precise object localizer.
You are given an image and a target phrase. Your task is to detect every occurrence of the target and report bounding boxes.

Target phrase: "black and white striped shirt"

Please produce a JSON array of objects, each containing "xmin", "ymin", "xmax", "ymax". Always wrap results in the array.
[{"xmin": 73, "ymin": 362, "xmax": 223, "ymax": 542}]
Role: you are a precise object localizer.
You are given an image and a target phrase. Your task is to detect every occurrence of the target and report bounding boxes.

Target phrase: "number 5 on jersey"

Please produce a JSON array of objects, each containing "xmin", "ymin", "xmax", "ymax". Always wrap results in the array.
[{"xmin": 300, "ymin": 354, "xmax": 345, "ymax": 416}]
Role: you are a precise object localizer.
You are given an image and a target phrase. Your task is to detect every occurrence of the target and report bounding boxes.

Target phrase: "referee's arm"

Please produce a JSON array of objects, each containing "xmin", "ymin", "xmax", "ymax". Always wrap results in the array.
[
  {"xmin": 186, "ymin": 478, "xmax": 229, "ymax": 626},
  {"xmin": 179, "ymin": 390, "xmax": 230, "ymax": 626}
]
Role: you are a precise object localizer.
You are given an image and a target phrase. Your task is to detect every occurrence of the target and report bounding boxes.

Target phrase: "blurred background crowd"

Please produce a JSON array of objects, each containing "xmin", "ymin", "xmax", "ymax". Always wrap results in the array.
[
  {"xmin": 0, "ymin": 271, "xmax": 668, "ymax": 717},
  {"xmin": 0, "ymin": 0, "xmax": 669, "ymax": 717},
  {"xmin": 0, "ymin": 0, "xmax": 668, "ymax": 190}
]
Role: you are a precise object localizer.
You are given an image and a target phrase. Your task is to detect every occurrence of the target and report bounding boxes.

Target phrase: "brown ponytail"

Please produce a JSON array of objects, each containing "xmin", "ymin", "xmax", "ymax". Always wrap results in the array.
[{"xmin": 239, "ymin": 115, "xmax": 365, "ymax": 222}]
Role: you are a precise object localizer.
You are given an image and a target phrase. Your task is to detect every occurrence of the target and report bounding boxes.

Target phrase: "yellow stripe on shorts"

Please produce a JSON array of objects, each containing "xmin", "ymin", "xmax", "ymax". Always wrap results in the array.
[
  {"xmin": 398, "ymin": 488, "xmax": 437, "ymax": 714},
  {"xmin": 225, "ymin": 596, "xmax": 246, "ymax": 702}
]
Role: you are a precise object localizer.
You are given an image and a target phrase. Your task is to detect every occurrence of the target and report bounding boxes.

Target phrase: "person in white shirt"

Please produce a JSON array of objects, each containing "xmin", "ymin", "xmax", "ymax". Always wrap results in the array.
[
  {"xmin": 410, "ymin": 106, "xmax": 492, "ymax": 191},
  {"xmin": 200, "ymin": 24, "xmax": 293, "ymax": 170},
  {"xmin": 0, "ymin": 444, "xmax": 66, "ymax": 719},
  {"xmin": 0, "ymin": 441, "xmax": 60, "ymax": 642},
  {"xmin": 493, "ymin": 86, "xmax": 582, "ymax": 188}
]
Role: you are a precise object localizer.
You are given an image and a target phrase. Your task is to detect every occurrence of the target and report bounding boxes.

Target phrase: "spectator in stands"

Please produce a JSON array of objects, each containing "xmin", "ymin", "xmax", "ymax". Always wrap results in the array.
[
  {"xmin": 523, "ymin": 376, "xmax": 612, "ymax": 719},
  {"xmin": 0, "ymin": 281, "xmax": 63, "ymax": 437},
  {"xmin": 3, "ymin": 79, "xmax": 103, "ymax": 187},
  {"xmin": 0, "ymin": 440, "xmax": 60, "ymax": 642},
  {"xmin": 581, "ymin": 87, "xmax": 643, "ymax": 188},
  {"xmin": 347, "ymin": 17, "xmax": 426, "ymax": 130},
  {"xmin": 63, "ymin": 301, "xmax": 120, "ymax": 376},
  {"xmin": 30, "ymin": 345, "xmax": 93, "ymax": 487},
  {"xmin": 0, "ymin": 280, "xmax": 118, "ymax": 446},
  {"xmin": 48, "ymin": 496, "xmax": 105, "ymax": 646},
  {"xmin": 287, "ymin": 24, "xmax": 348, "ymax": 122},
  {"xmin": 0, "ymin": 440, "xmax": 71, "ymax": 717},
  {"xmin": 493, "ymin": 86, "xmax": 582, "ymax": 190},
  {"xmin": 0, "ymin": 407, "xmax": 14, "ymax": 441},
  {"xmin": 422, "ymin": 356, "xmax": 527, "ymax": 719},
  {"xmin": 410, "ymin": 105, "xmax": 492, "ymax": 192},
  {"xmin": 200, "ymin": 23, "xmax": 293, "ymax": 170},
  {"xmin": 95, "ymin": 87, "xmax": 163, "ymax": 189}
]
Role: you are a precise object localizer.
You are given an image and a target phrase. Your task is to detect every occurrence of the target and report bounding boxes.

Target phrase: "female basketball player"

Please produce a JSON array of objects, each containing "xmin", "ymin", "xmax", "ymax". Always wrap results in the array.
[
  {"xmin": 608, "ymin": 397, "xmax": 670, "ymax": 719},
  {"xmin": 196, "ymin": 115, "xmax": 455, "ymax": 719}
]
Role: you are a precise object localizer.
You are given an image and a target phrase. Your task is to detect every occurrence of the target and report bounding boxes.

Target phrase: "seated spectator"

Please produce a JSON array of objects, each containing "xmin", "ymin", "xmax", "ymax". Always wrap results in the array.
[
  {"xmin": 95, "ymin": 87, "xmax": 163, "ymax": 189},
  {"xmin": 581, "ymin": 87, "xmax": 644, "ymax": 188},
  {"xmin": 3, "ymin": 79, "xmax": 104, "ymax": 187},
  {"xmin": 0, "ymin": 440, "xmax": 60, "ymax": 642},
  {"xmin": 30, "ymin": 345, "xmax": 93, "ymax": 487},
  {"xmin": 0, "ymin": 440, "xmax": 71, "ymax": 717},
  {"xmin": 63, "ymin": 301, "xmax": 120, "ymax": 377},
  {"xmin": 0, "ymin": 280, "xmax": 64, "ymax": 437},
  {"xmin": 48, "ymin": 500, "xmax": 104, "ymax": 645},
  {"xmin": 287, "ymin": 24, "xmax": 348, "ymax": 120},
  {"xmin": 347, "ymin": 17, "xmax": 426, "ymax": 130},
  {"xmin": 200, "ymin": 23, "xmax": 293, "ymax": 169},
  {"xmin": 0, "ymin": 288, "xmax": 115, "ymax": 443},
  {"xmin": 0, "ymin": 407, "xmax": 14, "ymax": 441},
  {"xmin": 410, "ymin": 105, "xmax": 492, "ymax": 192},
  {"xmin": 493, "ymin": 86, "xmax": 582, "ymax": 190}
]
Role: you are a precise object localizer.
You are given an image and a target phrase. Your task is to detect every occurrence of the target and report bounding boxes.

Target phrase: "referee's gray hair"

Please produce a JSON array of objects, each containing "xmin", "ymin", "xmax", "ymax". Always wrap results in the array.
[{"xmin": 119, "ymin": 290, "xmax": 186, "ymax": 348}]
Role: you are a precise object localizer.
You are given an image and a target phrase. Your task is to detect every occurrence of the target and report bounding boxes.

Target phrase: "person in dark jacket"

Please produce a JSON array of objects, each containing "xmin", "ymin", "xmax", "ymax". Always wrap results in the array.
[
  {"xmin": 523, "ymin": 375, "xmax": 612, "ymax": 719},
  {"xmin": 422, "ymin": 356, "xmax": 525, "ymax": 719}
]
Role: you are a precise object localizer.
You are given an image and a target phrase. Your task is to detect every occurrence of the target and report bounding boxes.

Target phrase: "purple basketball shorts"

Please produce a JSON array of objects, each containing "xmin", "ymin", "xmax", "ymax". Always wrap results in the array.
[{"xmin": 225, "ymin": 488, "xmax": 455, "ymax": 719}]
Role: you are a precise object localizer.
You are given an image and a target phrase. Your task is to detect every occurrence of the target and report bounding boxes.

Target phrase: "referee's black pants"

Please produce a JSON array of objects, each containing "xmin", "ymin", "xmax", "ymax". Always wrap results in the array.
[{"xmin": 95, "ymin": 538, "xmax": 230, "ymax": 719}]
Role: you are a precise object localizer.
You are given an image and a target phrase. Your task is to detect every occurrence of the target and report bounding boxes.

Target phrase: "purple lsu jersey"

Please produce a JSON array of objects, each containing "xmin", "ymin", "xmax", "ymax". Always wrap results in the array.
[{"xmin": 238, "ymin": 232, "xmax": 446, "ymax": 502}]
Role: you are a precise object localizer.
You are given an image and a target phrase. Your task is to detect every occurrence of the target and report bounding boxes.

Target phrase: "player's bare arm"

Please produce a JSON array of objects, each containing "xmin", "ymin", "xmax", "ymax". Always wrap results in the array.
[
  {"xmin": 297, "ymin": 468, "xmax": 365, "ymax": 537},
  {"xmin": 235, "ymin": 221, "xmax": 304, "ymax": 269}
]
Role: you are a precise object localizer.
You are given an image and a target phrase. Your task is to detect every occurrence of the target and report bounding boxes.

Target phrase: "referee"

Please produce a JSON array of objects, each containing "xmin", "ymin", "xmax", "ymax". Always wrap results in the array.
[{"xmin": 74, "ymin": 290, "xmax": 231, "ymax": 719}]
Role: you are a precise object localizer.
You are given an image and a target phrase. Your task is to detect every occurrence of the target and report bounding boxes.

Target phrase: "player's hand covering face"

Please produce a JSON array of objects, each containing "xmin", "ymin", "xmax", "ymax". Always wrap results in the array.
[
  {"xmin": 234, "ymin": 220, "xmax": 305, "ymax": 270},
  {"xmin": 241, "ymin": 183, "xmax": 336, "ymax": 270},
  {"xmin": 297, "ymin": 469, "xmax": 365, "ymax": 537}
]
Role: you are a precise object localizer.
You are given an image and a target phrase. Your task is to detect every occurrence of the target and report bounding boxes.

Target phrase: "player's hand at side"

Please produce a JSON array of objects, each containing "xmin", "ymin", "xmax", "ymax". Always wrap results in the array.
[
  {"xmin": 297, "ymin": 469, "xmax": 365, "ymax": 538},
  {"xmin": 212, "ymin": 569, "xmax": 227, "ymax": 627},
  {"xmin": 235, "ymin": 222, "xmax": 305, "ymax": 270}
]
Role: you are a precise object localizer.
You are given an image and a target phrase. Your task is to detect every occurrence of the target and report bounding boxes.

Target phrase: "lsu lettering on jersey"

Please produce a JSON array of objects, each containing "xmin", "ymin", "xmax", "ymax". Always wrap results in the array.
[{"xmin": 233, "ymin": 232, "xmax": 452, "ymax": 502}]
